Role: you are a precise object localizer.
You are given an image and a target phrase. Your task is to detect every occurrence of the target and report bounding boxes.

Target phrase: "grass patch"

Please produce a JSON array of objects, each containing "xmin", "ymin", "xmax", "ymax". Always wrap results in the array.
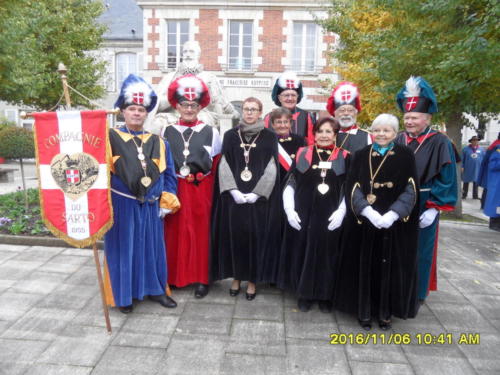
[
  {"xmin": 0, "ymin": 188, "xmax": 51, "ymax": 236},
  {"xmin": 440, "ymin": 212, "xmax": 488, "ymax": 224}
]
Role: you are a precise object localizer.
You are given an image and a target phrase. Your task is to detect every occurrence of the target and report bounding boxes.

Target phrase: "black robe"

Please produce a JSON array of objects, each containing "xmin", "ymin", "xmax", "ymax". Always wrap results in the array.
[
  {"xmin": 277, "ymin": 145, "xmax": 349, "ymax": 301},
  {"xmin": 277, "ymin": 134, "xmax": 306, "ymax": 183},
  {"xmin": 335, "ymin": 144, "xmax": 420, "ymax": 321},
  {"xmin": 210, "ymin": 128, "xmax": 281, "ymax": 283}
]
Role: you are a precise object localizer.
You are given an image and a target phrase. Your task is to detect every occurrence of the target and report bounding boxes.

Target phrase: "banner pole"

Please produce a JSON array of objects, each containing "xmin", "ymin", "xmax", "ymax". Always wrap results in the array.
[
  {"xmin": 57, "ymin": 62, "xmax": 72, "ymax": 108},
  {"xmin": 92, "ymin": 242, "xmax": 112, "ymax": 334}
]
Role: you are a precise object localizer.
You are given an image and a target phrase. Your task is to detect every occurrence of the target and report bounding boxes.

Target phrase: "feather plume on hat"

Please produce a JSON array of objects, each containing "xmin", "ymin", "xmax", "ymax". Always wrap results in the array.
[{"xmin": 114, "ymin": 74, "xmax": 158, "ymax": 112}]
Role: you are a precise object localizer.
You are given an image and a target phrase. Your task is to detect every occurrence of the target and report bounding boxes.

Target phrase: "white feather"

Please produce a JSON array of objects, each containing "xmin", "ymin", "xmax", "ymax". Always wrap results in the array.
[
  {"xmin": 278, "ymin": 71, "xmax": 300, "ymax": 89},
  {"xmin": 177, "ymin": 76, "xmax": 203, "ymax": 97},
  {"xmin": 333, "ymin": 83, "xmax": 358, "ymax": 104},
  {"xmin": 124, "ymin": 81, "xmax": 153, "ymax": 107},
  {"xmin": 404, "ymin": 76, "xmax": 421, "ymax": 98}
]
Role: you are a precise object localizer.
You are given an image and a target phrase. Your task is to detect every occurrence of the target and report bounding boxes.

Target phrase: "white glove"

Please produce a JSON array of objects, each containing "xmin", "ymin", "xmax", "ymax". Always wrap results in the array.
[
  {"xmin": 328, "ymin": 198, "xmax": 346, "ymax": 231},
  {"xmin": 230, "ymin": 189, "xmax": 247, "ymax": 204},
  {"xmin": 380, "ymin": 210, "xmax": 399, "ymax": 229},
  {"xmin": 285, "ymin": 208, "xmax": 302, "ymax": 231},
  {"xmin": 419, "ymin": 208, "xmax": 438, "ymax": 228},
  {"xmin": 159, "ymin": 208, "xmax": 172, "ymax": 218},
  {"xmin": 361, "ymin": 205, "xmax": 383, "ymax": 229},
  {"xmin": 244, "ymin": 193, "xmax": 260, "ymax": 204}
]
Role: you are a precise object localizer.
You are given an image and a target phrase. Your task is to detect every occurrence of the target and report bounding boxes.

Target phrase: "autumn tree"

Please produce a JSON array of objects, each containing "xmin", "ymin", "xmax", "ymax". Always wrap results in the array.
[
  {"xmin": 0, "ymin": 0, "xmax": 107, "ymax": 110},
  {"xmin": 323, "ymin": 0, "xmax": 499, "ymax": 140}
]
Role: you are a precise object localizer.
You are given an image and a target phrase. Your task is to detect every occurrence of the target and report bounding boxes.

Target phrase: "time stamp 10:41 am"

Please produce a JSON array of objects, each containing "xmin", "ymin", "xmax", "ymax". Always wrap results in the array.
[{"xmin": 329, "ymin": 333, "xmax": 480, "ymax": 345}]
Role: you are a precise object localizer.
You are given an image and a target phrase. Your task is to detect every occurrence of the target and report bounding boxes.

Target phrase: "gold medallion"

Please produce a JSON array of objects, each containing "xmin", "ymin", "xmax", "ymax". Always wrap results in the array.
[
  {"xmin": 317, "ymin": 183, "xmax": 329, "ymax": 195},
  {"xmin": 240, "ymin": 168, "xmax": 252, "ymax": 182},
  {"xmin": 366, "ymin": 193, "xmax": 377, "ymax": 205},
  {"xmin": 141, "ymin": 176, "xmax": 152, "ymax": 187}
]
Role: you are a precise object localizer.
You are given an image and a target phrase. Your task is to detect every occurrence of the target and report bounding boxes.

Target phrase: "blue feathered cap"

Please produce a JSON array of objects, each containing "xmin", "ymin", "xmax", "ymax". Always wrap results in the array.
[
  {"xmin": 271, "ymin": 72, "xmax": 303, "ymax": 106},
  {"xmin": 114, "ymin": 74, "xmax": 158, "ymax": 112},
  {"xmin": 396, "ymin": 76, "xmax": 438, "ymax": 114}
]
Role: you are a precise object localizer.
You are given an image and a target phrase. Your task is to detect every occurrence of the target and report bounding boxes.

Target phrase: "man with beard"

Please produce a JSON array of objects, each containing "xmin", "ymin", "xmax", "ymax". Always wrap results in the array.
[
  {"xmin": 149, "ymin": 40, "xmax": 239, "ymax": 132},
  {"xmin": 326, "ymin": 81, "xmax": 372, "ymax": 154}
]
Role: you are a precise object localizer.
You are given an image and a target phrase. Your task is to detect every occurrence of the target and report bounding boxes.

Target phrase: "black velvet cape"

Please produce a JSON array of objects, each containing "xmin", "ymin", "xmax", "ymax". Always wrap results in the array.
[
  {"xmin": 210, "ymin": 127, "xmax": 281, "ymax": 283},
  {"xmin": 335, "ymin": 144, "xmax": 420, "ymax": 321},
  {"xmin": 277, "ymin": 146, "xmax": 349, "ymax": 301}
]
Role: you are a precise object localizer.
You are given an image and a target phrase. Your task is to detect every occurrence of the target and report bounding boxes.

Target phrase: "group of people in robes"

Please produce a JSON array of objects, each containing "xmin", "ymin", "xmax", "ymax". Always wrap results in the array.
[{"xmin": 103, "ymin": 71, "xmax": 458, "ymax": 331}]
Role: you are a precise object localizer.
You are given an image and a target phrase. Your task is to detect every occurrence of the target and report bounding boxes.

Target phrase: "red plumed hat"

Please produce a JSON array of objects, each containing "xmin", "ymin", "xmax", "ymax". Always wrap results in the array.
[
  {"xmin": 326, "ymin": 81, "xmax": 362, "ymax": 115},
  {"xmin": 167, "ymin": 74, "xmax": 210, "ymax": 109}
]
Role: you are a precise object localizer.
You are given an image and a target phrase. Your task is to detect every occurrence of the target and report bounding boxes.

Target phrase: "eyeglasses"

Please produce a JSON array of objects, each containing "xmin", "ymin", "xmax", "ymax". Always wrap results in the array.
[
  {"xmin": 279, "ymin": 94, "xmax": 298, "ymax": 99},
  {"xmin": 242, "ymin": 108, "xmax": 260, "ymax": 113},
  {"xmin": 179, "ymin": 102, "xmax": 200, "ymax": 109},
  {"xmin": 336, "ymin": 107, "xmax": 357, "ymax": 114}
]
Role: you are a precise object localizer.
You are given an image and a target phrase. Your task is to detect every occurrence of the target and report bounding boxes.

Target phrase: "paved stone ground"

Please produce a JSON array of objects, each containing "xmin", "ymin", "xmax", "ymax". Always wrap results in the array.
[{"xmin": 0, "ymin": 220, "xmax": 499, "ymax": 375}]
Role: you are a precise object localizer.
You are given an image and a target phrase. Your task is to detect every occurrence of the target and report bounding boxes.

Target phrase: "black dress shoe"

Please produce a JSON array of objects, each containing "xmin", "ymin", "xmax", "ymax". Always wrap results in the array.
[
  {"xmin": 358, "ymin": 319, "xmax": 372, "ymax": 330},
  {"xmin": 119, "ymin": 304, "xmax": 133, "ymax": 314},
  {"xmin": 379, "ymin": 319, "xmax": 392, "ymax": 330},
  {"xmin": 229, "ymin": 288, "xmax": 240, "ymax": 297},
  {"xmin": 194, "ymin": 283, "xmax": 209, "ymax": 299},
  {"xmin": 297, "ymin": 298, "xmax": 313, "ymax": 312},
  {"xmin": 318, "ymin": 300, "xmax": 333, "ymax": 313},
  {"xmin": 149, "ymin": 294, "xmax": 177, "ymax": 308},
  {"xmin": 245, "ymin": 291, "xmax": 256, "ymax": 301}
]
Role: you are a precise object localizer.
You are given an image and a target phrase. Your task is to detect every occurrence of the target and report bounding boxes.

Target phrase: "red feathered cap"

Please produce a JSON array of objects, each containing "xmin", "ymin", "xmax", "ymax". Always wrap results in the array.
[
  {"xmin": 167, "ymin": 74, "xmax": 210, "ymax": 109},
  {"xmin": 326, "ymin": 81, "xmax": 362, "ymax": 115}
]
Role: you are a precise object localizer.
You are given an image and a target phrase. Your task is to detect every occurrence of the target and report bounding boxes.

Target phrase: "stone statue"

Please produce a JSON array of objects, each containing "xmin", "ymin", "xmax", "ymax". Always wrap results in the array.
[{"xmin": 147, "ymin": 40, "xmax": 239, "ymax": 134}]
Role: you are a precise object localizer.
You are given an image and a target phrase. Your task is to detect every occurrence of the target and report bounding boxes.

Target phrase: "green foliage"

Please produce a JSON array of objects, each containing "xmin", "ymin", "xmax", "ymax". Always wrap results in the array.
[
  {"xmin": 0, "ymin": 189, "xmax": 49, "ymax": 236},
  {"xmin": 0, "ymin": 118, "xmax": 16, "ymax": 133},
  {"xmin": 0, "ymin": 126, "xmax": 35, "ymax": 159},
  {"xmin": 323, "ymin": 0, "xmax": 500, "ymax": 127},
  {"xmin": 0, "ymin": 0, "xmax": 107, "ymax": 110}
]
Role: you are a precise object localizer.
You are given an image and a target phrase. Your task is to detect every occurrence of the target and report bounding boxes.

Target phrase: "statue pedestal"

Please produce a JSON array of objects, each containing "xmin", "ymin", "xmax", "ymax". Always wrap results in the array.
[{"xmin": 218, "ymin": 114, "xmax": 233, "ymax": 137}]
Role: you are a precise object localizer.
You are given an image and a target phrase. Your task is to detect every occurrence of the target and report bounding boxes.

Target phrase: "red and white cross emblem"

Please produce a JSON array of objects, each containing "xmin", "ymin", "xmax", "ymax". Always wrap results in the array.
[
  {"xmin": 286, "ymin": 79, "xmax": 295, "ymax": 89},
  {"xmin": 65, "ymin": 169, "xmax": 80, "ymax": 184},
  {"xmin": 405, "ymin": 97, "xmax": 419, "ymax": 111},
  {"xmin": 133, "ymin": 92, "xmax": 144, "ymax": 104},
  {"xmin": 183, "ymin": 87, "xmax": 197, "ymax": 101},
  {"xmin": 340, "ymin": 90, "xmax": 351, "ymax": 102}
]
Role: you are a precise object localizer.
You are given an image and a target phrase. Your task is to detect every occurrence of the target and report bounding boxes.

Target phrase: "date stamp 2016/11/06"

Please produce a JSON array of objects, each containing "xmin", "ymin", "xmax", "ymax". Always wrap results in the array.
[{"xmin": 329, "ymin": 333, "xmax": 480, "ymax": 345}]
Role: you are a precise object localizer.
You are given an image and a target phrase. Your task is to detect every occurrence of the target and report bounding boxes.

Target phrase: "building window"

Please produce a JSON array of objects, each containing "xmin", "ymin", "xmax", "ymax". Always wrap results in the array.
[
  {"xmin": 292, "ymin": 22, "xmax": 317, "ymax": 73},
  {"xmin": 167, "ymin": 20, "xmax": 189, "ymax": 69},
  {"xmin": 228, "ymin": 21, "xmax": 253, "ymax": 71},
  {"xmin": 116, "ymin": 53, "xmax": 137, "ymax": 90}
]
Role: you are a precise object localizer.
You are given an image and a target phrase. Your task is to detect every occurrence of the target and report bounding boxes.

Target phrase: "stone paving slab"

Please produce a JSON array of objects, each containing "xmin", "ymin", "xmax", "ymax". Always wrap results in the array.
[
  {"xmin": 36, "ymin": 325, "xmax": 116, "ymax": 367},
  {"xmin": 91, "ymin": 346, "xmax": 166, "ymax": 375},
  {"xmin": 0, "ymin": 221, "xmax": 498, "ymax": 374}
]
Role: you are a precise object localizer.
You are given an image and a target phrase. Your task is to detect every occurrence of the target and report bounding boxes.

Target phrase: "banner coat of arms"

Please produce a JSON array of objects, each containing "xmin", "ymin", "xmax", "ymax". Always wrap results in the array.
[{"xmin": 33, "ymin": 110, "xmax": 113, "ymax": 248}]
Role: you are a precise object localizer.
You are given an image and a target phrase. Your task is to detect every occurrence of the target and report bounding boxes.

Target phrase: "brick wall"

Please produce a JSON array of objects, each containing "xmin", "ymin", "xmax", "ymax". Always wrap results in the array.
[
  {"xmin": 147, "ymin": 9, "xmax": 160, "ymax": 70},
  {"xmin": 195, "ymin": 9, "xmax": 222, "ymax": 71},
  {"xmin": 321, "ymin": 33, "xmax": 336, "ymax": 74},
  {"xmin": 258, "ymin": 10, "xmax": 286, "ymax": 72}
]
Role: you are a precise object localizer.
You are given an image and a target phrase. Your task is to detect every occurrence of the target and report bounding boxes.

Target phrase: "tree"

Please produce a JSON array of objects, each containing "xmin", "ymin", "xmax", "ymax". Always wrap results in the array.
[
  {"xmin": 0, "ymin": 126, "xmax": 35, "ymax": 209},
  {"xmin": 0, "ymin": 0, "xmax": 107, "ymax": 110},
  {"xmin": 323, "ymin": 0, "xmax": 500, "ymax": 215}
]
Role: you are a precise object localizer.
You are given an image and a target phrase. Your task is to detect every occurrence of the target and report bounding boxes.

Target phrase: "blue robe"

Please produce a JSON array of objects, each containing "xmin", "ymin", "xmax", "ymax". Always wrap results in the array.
[
  {"xmin": 462, "ymin": 145, "xmax": 485, "ymax": 183},
  {"xmin": 478, "ymin": 144, "xmax": 500, "ymax": 219},
  {"xmin": 104, "ymin": 128, "xmax": 178, "ymax": 307},
  {"xmin": 395, "ymin": 129, "xmax": 457, "ymax": 300}
]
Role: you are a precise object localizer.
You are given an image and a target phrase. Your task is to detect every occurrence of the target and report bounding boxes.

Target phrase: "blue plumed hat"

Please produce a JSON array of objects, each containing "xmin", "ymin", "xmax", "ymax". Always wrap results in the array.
[
  {"xmin": 396, "ymin": 76, "xmax": 438, "ymax": 114},
  {"xmin": 271, "ymin": 72, "xmax": 303, "ymax": 106},
  {"xmin": 114, "ymin": 74, "xmax": 157, "ymax": 112}
]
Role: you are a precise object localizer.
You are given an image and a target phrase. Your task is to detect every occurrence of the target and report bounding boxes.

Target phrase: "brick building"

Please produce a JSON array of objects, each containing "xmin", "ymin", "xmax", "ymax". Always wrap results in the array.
[{"xmin": 137, "ymin": 0, "xmax": 338, "ymax": 117}]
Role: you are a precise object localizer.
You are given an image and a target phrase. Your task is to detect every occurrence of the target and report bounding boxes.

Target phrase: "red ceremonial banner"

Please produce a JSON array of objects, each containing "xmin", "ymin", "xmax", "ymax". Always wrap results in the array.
[{"xmin": 33, "ymin": 110, "xmax": 113, "ymax": 248}]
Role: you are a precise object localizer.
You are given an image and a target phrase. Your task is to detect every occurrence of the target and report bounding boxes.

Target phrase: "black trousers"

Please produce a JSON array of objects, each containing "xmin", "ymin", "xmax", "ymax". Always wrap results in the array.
[{"xmin": 462, "ymin": 182, "xmax": 478, "ymax": 199}]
